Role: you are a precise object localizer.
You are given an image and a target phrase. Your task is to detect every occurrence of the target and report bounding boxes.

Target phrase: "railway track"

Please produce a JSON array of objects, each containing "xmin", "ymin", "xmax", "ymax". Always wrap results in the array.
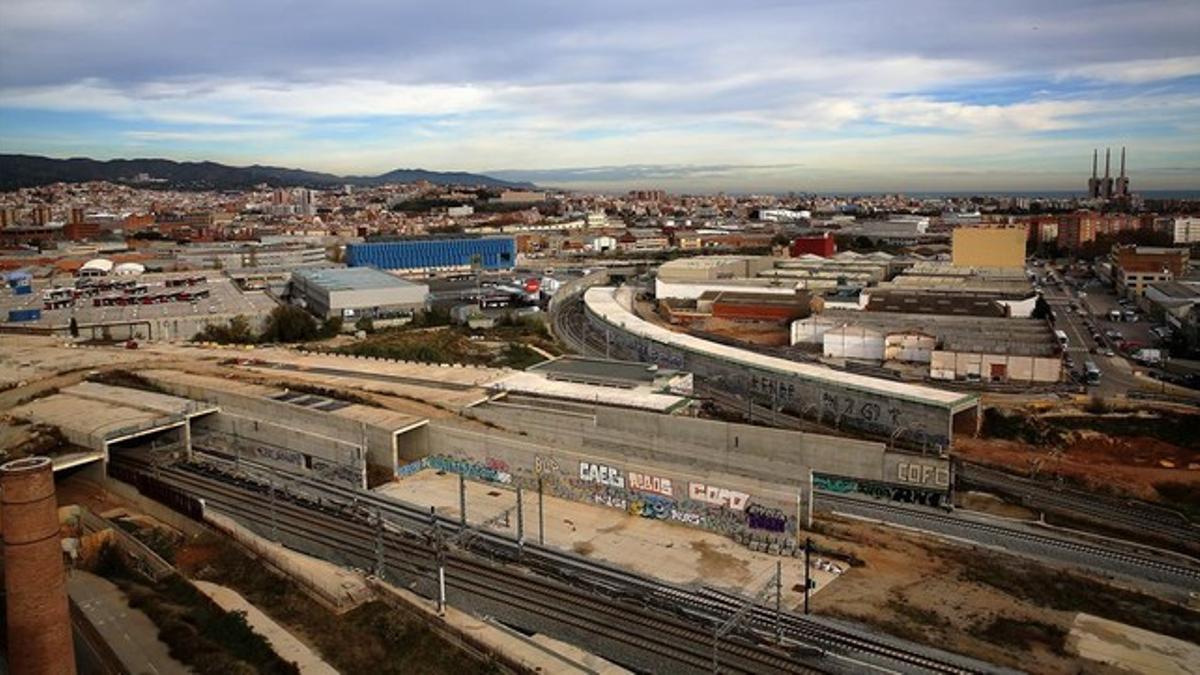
[
  {"xmin": 958, "ymin": 462, "xmax": 1198, "ymax": 545},
  {"xmin": 819, "ymin": 493, "xmax": 1200, "ymax": 588},
  {"xmin": 112, "ymin": 453, "xmax": 1002, "ymax": 674},
  {"xmin": 115, "ymin": 456, "xmax": 807, "ymax": 674}
]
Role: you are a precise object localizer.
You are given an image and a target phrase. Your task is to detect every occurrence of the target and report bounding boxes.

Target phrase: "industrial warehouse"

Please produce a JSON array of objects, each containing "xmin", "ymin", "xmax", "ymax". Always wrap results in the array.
[{"xmin": 346, "ymin": 236, "xmax": 517, "ymax": 273}]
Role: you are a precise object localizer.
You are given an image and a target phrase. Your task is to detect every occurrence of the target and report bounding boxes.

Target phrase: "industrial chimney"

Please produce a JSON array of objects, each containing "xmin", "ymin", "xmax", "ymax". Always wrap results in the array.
[
  {"xmin": 2, "ymin": 456, "xmax": 76, "ymax": 675},
  {"xmin": 1087, "ymin": 149, "xmax": 1100, "ymax": 198}
]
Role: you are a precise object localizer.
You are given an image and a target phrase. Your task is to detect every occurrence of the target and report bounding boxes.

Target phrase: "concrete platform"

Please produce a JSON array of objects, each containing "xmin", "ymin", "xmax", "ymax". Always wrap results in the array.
[
  {"xmin": 195, "ymin": 581, "xmax": 338, "ymax": 675},
  {"xmin": 68, "ymin": 570, "xmax": 188, "ymax": 675},
  {"xmin": 9, "ymin": 383, "xmax": 209, "ymax": 452},
  {"xmin": 376, "ymin": 469, "xmax": 842, "ymax": 611}
]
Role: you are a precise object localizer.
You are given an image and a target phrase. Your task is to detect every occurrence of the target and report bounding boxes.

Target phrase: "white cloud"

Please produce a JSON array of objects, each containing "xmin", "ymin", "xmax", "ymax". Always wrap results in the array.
[{"xmin": 1060, "ymin": 56, "xmax": 1200, "ymax": 84}]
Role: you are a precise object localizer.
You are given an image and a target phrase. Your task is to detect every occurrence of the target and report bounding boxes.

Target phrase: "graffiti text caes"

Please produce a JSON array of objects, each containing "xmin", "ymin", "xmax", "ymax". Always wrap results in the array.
[{"xmin": 579, "ymin": 461, "xmax": 625, "ymax": 488}]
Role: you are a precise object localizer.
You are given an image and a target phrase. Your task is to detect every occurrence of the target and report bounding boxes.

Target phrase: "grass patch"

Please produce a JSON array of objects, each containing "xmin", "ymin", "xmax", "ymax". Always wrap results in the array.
[
  {"xmin": 1154, "ymin": 482, "xmax": 1200, "ymax": 521},
  {"xmin": 885, "ymin": 598, "xmax": 949, "ymax": 629},
  {"xmin": 86, "ymin": 369, "xmax": 171, "ymax": 395},
  {"xmin": 180, "ymin": 534, "xmax": 492, "ymax": 675},
  {"xmin": 320, "ymin": 323, "xmax": 554, "ymax": 369},
  {"xmin": 969, "ymin": 616, "xmax": 1067, "ymax": 655},
  {"xmin": 948, "ymin": 548, "xmax": 1200, "ymax": 644},
  {"xmin": 93, "ymin": 542, "xmax": 298, "ymax": 675},
  {"xmin": 115, "ymin": 519, "xmax": 184, "ymax": 564}
]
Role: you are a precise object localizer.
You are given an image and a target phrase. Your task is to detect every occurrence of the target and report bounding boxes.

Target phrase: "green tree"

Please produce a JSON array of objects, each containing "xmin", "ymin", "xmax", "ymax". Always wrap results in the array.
[
  {"xmin": 354, "ymin": 316, "xmax": 375, "ymax": 333},
  {"xmin": 260, "ymin": 305, "xmax": 319, "ymax": 343},
  {"xmin": 319, "ymin": 316, "xmax": 344, "ymax": 338}
]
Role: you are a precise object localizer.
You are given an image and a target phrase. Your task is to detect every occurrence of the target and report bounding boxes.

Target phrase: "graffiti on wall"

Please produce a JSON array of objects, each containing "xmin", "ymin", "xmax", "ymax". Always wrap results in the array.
[
  {"xmin": 745, "ymin": 503, "xmax": 788, "ymax": 533},
  {"xmin": 426, "ymin": 455, "xmax": 512, "ymax": 484},
  {"xmin": 254, "ymin": 445, "xmax": 303, "ymax": 467},
  {"xmin": 750, "ymin": 374, "xmax": 796, "ymax": 402},
  {"xmin": 311, "ymin": 458, "xmax": 364, "ymax": 488},
  {"xmin": 896, "ymin": 462, "xmax": 951, "ymax": 488},
  {"xmin": 533, "ymin": 455, "xmax": 560, "ymax": 475},
  {"xmin": 813, "ymin": 475, "xmax": 858, "ymax": 493},
  {"xmin": 688, "ymin": 482, "xmax": 750, "ymax": 511},
  {"xmin": 395, "ymin": 457, "xmax": 426, "ymax": 479},
  {"xmin": 627, "ymin": 471, "xmax": 673, "ymax": 497},
  {"xmin": 579, "ymin": 461, "xmax": 625, "ymax": 488}
]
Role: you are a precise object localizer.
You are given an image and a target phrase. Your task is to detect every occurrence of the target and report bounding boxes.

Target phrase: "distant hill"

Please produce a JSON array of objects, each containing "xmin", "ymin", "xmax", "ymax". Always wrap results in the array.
[{"xmin": 0, "ymin": 154, "xmax": 536, "ymax": 191}]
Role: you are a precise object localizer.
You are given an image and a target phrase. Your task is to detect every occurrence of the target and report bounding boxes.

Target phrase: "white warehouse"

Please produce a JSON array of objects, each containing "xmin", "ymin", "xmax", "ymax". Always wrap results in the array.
[{"xmin": 290, "ymin": 267, "xmax": 428, "ymax": 321}]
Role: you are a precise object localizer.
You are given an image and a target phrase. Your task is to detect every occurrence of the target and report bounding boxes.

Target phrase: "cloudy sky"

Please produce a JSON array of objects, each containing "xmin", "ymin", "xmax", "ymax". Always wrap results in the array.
[{"xmin": 2, "ymin": 0, "xmax": 1199, "ymax": 192}]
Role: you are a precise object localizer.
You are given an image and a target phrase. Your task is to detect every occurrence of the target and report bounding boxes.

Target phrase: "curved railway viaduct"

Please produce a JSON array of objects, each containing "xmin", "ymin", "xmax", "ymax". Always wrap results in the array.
[{"xmin": 576, "ymin": 285, "xmax": 980, "ymax": 450}]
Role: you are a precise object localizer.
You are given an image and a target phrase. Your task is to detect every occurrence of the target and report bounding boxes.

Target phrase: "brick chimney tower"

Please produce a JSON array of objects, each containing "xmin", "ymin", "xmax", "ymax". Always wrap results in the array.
[{"xmin": 2, "ymin": 456, "xmax": 75, "ymax": 675}]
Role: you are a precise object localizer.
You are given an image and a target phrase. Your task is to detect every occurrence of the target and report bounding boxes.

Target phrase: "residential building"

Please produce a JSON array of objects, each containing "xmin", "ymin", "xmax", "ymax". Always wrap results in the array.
[{"xmin": 1112, "ymin": 245, "xmax": 1191, "ymax": 297}]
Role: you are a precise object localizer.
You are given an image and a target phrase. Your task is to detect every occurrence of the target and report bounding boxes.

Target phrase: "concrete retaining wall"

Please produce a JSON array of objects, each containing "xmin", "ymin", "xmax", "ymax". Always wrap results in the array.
[
  {"xmin": 466, "ymin": 401, "xmax": 950, "ymax": 492},
  {"xmin": 193, "ymin": 412, "xmax": 366, "ymax": 487},
  {"xmin": 144, "ymin": 373, "xmax": 398, "ymax": 470},
  {"xmin": 424, "ymin": 419, "xmax": 808, "ymax": 538}
]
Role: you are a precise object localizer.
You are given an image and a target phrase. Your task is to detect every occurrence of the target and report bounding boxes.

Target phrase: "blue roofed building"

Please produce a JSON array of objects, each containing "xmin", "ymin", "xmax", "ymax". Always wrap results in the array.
[{"xmin": 346, "ymin": 237, "xmax": 516, "ymax": 273}]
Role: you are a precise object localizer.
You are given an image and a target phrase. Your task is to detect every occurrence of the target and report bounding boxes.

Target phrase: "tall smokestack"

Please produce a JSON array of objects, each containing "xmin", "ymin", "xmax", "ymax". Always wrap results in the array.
[
  {"xmin": 2, "ymin": 456, "xmax": 76, "ymax": 675},
  {"xmin": 1092, "ymin": 149, "xmax": 1098, "ymax": 178},
  {"xmin": 1104, "ymin": 148, "xmax": 1111, "ymax": 178},
  {"xmin": 1120, "ymin": 146, "xmax": 1126, "ymax": 178}
]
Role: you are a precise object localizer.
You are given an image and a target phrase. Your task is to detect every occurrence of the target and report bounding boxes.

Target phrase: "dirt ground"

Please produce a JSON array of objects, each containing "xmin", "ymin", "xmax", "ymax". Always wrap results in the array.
[
  {"xmin": 810, "ymin": 517, "xmax": 1147, "ymax": 675},
  {"xmin": 956, "ymin": 436, "xmax": 1200, "ymax": 502},
  {"xmin": 695, "ymin": 317, "xmax": 791, "ymax": 346},
  {"xmin": 376, "ymin": 469, "xmax": 843, "ymax": 611}
]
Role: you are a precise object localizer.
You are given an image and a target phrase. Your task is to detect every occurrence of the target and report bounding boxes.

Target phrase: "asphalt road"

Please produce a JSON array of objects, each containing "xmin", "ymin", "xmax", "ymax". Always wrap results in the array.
[{"xmin": 1041, "ymin": 276, "xmax": 1142, "ymax": 397}]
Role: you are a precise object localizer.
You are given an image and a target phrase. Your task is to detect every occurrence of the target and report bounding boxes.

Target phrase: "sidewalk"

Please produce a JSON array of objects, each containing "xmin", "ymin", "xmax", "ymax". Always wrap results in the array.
[
  {"xmin": 194, "ymin": 580, "xmax": 338, "ymax": 675},
  {"xmin": 68, "ymin": 570, "xmax": 188, "ymax": 675}
]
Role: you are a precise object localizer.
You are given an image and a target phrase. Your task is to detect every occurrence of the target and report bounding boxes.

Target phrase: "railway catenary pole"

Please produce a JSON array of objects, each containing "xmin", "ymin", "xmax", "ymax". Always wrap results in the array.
[
  {"xmin": 373, "ymin": 507, "xmax": 385, "ymax": 580},
  {"xmin": 803, "ymin": 537, "xmax": 813, "ymax": 615},
  {"xmin": 774, "ymin": 559, "xmax": 783, "ymax": 644},
  {"xmin": 268, "ymin": 474, "xmax": 278, "ymax": 541},
  {"xmin": 459, "ymin": 473, "xmax": 467, "ymax": 527},
  {"xmin": 516, "ymin": 486, "xmax": 524, "ymax": 554},
  {"xmin": 537, "ymin": 476, "xmax": 545, "ymax": 545},
  {"xmin": 430, "ymin": 505, "xmax": 447, "ymax": 616}
]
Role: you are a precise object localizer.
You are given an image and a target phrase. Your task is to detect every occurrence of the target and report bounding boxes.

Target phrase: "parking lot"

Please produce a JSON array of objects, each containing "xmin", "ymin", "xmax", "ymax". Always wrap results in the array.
[
  {"xmin": 1035, "ymin": 261, "xmax": 1186, "ymax": 397},
  {"xmin": 0, "ymin": 272, "xmax": 277, "ymax": 339}
]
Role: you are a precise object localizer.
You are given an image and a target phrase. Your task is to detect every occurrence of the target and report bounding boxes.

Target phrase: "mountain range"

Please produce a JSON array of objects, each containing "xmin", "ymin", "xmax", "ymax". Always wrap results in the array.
[{"xmin": 0, "ymin": 154, "xmax": 535, "ymax": 191}]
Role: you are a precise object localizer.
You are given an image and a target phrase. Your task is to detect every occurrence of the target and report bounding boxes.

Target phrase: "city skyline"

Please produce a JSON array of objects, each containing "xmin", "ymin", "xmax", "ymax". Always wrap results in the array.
[{"xmin": 2, "ymin": 1, "xmax": 1199, "ymax": 192}]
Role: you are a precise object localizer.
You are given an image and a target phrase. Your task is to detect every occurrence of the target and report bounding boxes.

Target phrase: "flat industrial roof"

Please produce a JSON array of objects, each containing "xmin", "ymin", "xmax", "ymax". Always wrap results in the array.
[
  {"xmin": 585, "ymin": 286, "xmax": 977, "ymax": 410},
  {"xmin": 529, "ymin": 355, "xmax": 663, "ymax": 385},
  {"xmin": 292, "ymin": 267, "xmax": 425, "ymax": 291},
  {"xmin": 9, "ymin": 383, "xmax": 211, "ymax": 450}
]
